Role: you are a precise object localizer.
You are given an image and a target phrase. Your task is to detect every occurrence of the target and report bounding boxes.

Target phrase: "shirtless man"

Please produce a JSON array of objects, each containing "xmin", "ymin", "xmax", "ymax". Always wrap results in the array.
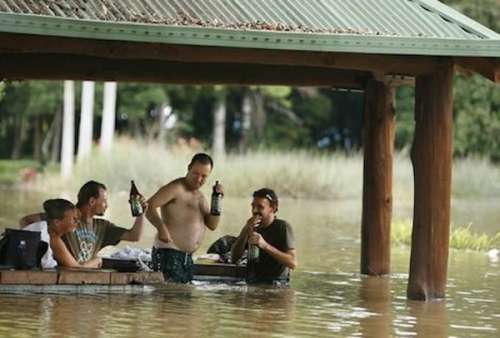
[{"xmin": 146, "ymin": 153, "xmax": 223, "ymax": 283}]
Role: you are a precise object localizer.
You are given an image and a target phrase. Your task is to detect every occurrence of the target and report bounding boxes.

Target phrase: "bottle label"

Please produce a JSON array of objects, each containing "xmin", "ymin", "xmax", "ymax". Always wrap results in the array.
[
  {"xmin": 248, "ymin": 244, "xmax": 259, "ymax": 261},
  {"xmin": 210, "ymin": 195, "xmax": 221, "ymax": 215},
  {"xmin": 130, "ymin": 196, "xmax": 143, "ymax": 216}
]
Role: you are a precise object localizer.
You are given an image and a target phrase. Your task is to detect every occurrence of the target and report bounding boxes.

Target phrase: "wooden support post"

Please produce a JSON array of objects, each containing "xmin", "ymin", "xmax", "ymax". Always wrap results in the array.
[
  {"xmin": 407, "ymin": 64, "xmax": 454, "ymax": 300},
  {"xmin": 361, "ymin": 79, "xmax": 395, "ymax": 275}
]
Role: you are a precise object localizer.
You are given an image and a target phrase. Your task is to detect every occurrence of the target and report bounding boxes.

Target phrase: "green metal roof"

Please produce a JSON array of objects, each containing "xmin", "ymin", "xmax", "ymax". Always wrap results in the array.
[{"xmin": 0, "ymin": 0, "xmax": 498, "ymax": 57}]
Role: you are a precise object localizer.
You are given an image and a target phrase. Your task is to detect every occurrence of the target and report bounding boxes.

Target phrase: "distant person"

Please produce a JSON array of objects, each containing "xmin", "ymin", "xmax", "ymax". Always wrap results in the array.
[
  {"xmin": 231, "ymin": 188, "xmax": 297, "ymax": 285},
  {"xmin": 43, "ymin": 198, "xmax": 102, "ymax": 268},
  {"xmin": 19, "ymin": 180, "xmax": 147, "ymax": 264},
  {"xmin": 146, "ymin": 153, "xmax": 223, "ymax": 283}
]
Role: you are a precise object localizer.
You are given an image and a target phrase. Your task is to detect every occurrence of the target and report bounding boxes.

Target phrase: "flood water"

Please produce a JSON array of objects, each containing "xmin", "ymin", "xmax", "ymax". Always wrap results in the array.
[{"xmin": 0, "ymin": 188, "xmax": 499, "ymax": 337}]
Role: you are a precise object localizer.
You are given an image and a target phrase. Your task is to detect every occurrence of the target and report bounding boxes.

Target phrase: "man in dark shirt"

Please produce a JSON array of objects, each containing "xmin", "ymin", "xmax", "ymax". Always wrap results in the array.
[{"xmin": 231, "ymin": 188, "xmax": 297, "ymax": 284}]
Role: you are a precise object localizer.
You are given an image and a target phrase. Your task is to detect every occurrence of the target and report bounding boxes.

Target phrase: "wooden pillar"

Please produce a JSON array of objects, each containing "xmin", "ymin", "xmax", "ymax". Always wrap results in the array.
[
  {"xmin": 361, "ymin": 79, "xmax": 395, "ymax": 275},
  {"xmin": 407, "ymin": 63, "xmax": 454, "ymax": 300}
]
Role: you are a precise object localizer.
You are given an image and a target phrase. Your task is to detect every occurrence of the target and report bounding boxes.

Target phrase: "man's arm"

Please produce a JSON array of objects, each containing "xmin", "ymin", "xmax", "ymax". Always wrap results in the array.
[
  {"xmin": 120, "ymin": 196, "xmax": 148, "ymax": 242},
  {"xmin": 201, "ymin": 196, "xmax": 220, "ymax": 231},
  {"xmin": 19, "ymin": 213, "xmax": 45, "ymax": 228},
  {"xmin": 231, "ymin": 215, "xmax": 261, "ymax": 263},
  {"xmin": 146, "ymin": 182, "xmax": 178, "ymax": 243},
  {"xmin": 250, "ymin": 233, "xmax": 298, "ymax": 270},
  {"xmin": 51, "ymin": 236, "xmax": 102, "ymax": 269}
]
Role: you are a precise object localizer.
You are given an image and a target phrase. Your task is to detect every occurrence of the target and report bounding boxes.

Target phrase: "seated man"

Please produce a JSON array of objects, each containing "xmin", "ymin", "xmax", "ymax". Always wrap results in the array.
[
  {"xmin": 43, "ymin": 198, "xmax": 102, "ymax": 268},
  {"xmin": 19, "ymin": 180, "xmax": 147, "ymax": 264},
  {"xmin": 231, "ymin": 188, "xmax": 297, "ymax": 284}
]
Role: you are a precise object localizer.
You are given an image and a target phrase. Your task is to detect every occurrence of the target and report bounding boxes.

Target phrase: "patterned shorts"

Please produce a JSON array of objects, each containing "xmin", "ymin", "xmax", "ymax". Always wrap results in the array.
[{"xmin": 152, "ymin": 247, "xmax": 193, "ymax": 283}]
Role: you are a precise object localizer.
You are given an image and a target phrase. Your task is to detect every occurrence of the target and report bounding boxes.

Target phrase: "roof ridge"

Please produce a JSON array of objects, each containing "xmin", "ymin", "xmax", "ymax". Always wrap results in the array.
[{"xmin": 415, "ymin": 0, "xmax": 500, "ymax": 39}]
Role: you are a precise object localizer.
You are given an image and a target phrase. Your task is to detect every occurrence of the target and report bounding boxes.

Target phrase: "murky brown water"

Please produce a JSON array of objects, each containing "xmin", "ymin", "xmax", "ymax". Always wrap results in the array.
[{"xmin": 1, "ymin": 188, "xmax": 499, "ymax": 337}]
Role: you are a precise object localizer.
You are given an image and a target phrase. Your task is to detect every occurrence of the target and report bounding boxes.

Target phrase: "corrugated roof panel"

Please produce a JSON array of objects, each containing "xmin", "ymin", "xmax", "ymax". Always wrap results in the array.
[
  {"xmin": 264, "ymin": 0, "xmax": 294, "ymax": 23},
  {"xmin": 0, "ymin": 0, "xmax": 497, "ymax": 57},
  {"xmin": 298, "ymin": 1, "xmax": 331, "ymax": 30},
  {"xmin": 0, "ymin": 0, "xmax": 496, "ymax": 39},
  {"xmin": 376, "ymin": 1, "xmax": 416, "ymax": 35},
  {"xmin": 274, "ymin": 0, "xmax": 300, "ymax": 26},
  {"xmin": 320, "ymin": 1, "xmax": 354, "ymax": 31}
]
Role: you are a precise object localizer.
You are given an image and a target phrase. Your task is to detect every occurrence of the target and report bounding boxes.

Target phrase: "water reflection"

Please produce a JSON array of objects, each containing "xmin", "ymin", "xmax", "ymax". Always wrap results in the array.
[
  {"xmin": 358, "ymin": 276, "xmax": 392, "ymax": 338},
  {"xmin": 411, "ymin": 300, "xmax": 448, "ymax": 338},
  {"xmin": 1, "ymin": 190, "xmax": 500, "ymax": 337}
]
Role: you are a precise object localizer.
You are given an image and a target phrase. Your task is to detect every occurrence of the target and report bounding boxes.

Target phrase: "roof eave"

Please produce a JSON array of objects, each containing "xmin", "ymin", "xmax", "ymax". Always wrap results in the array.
[{"xmin": 0, "ymin": 13, "xmax": 499, "ymax": 58}]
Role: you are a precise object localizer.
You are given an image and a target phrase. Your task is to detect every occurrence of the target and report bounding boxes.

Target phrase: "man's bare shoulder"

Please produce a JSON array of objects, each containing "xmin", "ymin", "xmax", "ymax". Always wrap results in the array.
[
  {"xmin": 148, "ymin": 178, "xmax": 185, "ymax": 206},
  {"xmin": 158, "ymin": 178, "xmax": 185, "ymax": 194}
]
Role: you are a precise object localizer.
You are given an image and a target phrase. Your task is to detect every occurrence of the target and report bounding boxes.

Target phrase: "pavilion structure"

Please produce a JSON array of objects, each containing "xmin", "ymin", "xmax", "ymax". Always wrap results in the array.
[{"xmin": 0, "ymin": 0, "xmax": 498, "ymax": 300}]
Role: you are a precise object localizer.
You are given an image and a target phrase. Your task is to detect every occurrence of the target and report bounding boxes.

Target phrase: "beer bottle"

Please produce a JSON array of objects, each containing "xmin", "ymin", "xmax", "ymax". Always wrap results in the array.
[
  {"xmin": 210, "ymin": 180, "xmax": 223, "ymax": 216},
  {"xmin": 246, "ymin": 241, "xmax": 259, "ymax": 282},
  {"xmin": 129, "ymin": 180, "xmax": 143, "ymax": 217}
]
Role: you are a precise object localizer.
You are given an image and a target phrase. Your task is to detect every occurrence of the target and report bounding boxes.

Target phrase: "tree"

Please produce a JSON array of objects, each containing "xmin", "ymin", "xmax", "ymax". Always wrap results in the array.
[
  {"xmin": 100, "ymin": 82, "xmax": 117, "ymax": 153},
  {"xmin": 212, "ymin": 86, "xmax": 227, "ymax": 159},
  {"xmin": 77, "ymin": 81, "xmax": 95, "ymax": 161},
  {"xmin": 61, "ymin": 81, "xmax": 75, "ymax": 179}
]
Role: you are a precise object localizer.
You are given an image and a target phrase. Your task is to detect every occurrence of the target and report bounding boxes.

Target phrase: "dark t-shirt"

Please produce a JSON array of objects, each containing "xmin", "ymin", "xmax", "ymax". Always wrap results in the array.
[
  {"xmin": 62, "ymin": 218, "xmax": 126, "ymax": 263},
  {"xmin": 253, "ymin": 218, "xmax": 295, "ymax": 282}
]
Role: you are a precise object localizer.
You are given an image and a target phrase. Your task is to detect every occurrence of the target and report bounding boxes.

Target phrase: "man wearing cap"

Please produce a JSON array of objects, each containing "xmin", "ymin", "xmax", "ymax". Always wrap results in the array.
[{"xmin": 231, "ymin": 188, "xmax": 297, "ymax": 284}]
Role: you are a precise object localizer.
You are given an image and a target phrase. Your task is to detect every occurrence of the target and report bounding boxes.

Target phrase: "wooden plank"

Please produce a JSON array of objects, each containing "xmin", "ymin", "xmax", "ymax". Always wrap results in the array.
[
  {"xmin": 0, "ymin": 33, "xmax": 441, "ymax": 76},
  {"xmin": 58, "ymin": 270, "xmax": 111, "ymax": 285},
  {"xmin": 110, "ymin": 272, "xmax": 164, "ymax": 285},
  {"xmin": 193, "ymin": 264, "xmax": 246, "ymax": 278},
  {"xmin": 0, "ymin": 53, "xmax": 368, "ymax": 88},
  {"xmin": 0, "ymin": 285, "xmax": 157, "ymax": 294},
  {"xmin": 0, "ymin": 270, "xmax": 58, "ymax": 284},
  {"xmin": 407, "ymin": 63, "xmax": 454, "ymax": 301},
  {"xmin": 361, "ymin": 79, "xmax": 395, "ymax": 276}
]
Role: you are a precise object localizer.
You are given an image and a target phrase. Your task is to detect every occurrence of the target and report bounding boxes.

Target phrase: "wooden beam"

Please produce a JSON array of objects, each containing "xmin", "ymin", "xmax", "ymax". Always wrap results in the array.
[
  {"xmin": 0, "ymin": 53, "xmax": 369, "ymax": 87},
  {"xmin": 0, "ymin": 32, "xmax": 442, "ymax": 76},
  {"xmin": 454, "ymin": 57, "xmax": 500, "ymax": 83},
  {"xmin": 407, "ymin": 63, "xmax": 454, "ymax": 301},
  {"xmin": 361, "ymin": 79, "xmax": 395, "ymax": 276}
]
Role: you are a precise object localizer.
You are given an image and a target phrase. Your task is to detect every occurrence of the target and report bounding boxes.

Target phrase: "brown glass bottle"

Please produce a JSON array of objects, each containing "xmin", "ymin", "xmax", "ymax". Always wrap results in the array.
[
  {"xmin": 246, "ymin": 241, "xmax": 259, "ymax": 282},
  {"xmin": 129, "ymin": 180, "xmax": 143, "ymax": 217},
  {"xmin": 210, "ymin": 180, "xmax": 223, "ymax": 215}
]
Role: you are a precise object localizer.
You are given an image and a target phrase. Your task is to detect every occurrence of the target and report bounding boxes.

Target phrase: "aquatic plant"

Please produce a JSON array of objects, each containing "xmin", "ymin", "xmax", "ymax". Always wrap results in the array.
[{"xmin": 391, "ymin": 219, "xmax": 500, "ymax": 252}]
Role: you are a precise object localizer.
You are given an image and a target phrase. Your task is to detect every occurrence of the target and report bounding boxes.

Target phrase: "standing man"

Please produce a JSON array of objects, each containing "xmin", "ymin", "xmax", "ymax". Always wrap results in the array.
[
  {"xmin": 231, "ymin": 188, "xmax": 297, "ymax": 285},
  {"xmin": 19, "ymin": 180, "xmax": 147, "ymax": 264},
  {"xmin": 146, "ymin": 153, "xmax": 223, "ymax": 283}
]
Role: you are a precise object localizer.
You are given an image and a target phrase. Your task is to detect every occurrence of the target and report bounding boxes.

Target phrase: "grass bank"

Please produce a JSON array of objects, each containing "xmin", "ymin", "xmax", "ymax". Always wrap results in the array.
[
  {"xmin": 32, "ymin": 137, "xmax": 500, "ymax": 201},
  {"xmin": 0, "ymin": 159, "xmax": 40, "ymax": 185}
]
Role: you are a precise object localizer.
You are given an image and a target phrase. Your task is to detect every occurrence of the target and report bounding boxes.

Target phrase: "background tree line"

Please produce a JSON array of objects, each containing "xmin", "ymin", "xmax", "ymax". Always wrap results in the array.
[{"xmin": 0, "ymin": 0, "xmax": 497, "ymax": 164}]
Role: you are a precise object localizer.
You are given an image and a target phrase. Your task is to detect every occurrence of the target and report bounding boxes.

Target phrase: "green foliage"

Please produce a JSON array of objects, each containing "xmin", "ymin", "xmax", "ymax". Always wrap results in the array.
[
  {"xmin": 392, "ymin": 219, "xmax": 500, "ymax": 251},
  {"xmin": 117, "ymin": 83, "xmax": 167, "ymax": 121},
  {"xmin": 453, "ymin": 75, "xmax": 500, "ymax": 160},
  {"xmin": 395, "ymin": 85, "xmax": 415, "ymax": 150},
  {"xmin": 0, "ymin": 81, "xmax": 62, "ymax": 117}
]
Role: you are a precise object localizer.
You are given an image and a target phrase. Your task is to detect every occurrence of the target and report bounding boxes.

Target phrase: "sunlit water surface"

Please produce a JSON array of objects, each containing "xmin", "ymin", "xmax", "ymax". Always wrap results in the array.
[{"xmin": 0, "ymin": 188, "xmax": 499, "ymax": 337}]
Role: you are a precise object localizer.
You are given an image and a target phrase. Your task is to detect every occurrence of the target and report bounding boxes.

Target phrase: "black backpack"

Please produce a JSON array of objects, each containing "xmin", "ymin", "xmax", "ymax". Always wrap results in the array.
[{"xmin": 0, "ymin": 228, "xmax": 47, "ymax": 270}]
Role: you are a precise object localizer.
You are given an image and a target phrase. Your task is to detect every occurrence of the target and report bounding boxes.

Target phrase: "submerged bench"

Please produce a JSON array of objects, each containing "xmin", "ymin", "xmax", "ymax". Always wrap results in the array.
[
  {"xmin": 0, "ymin": 263, "xmax": 246, "ymax": 291},
  {"xmin": 193, "ymin": 263, "xmax": 246, "ymax": 281},
  {"xmin": 0, "ymin": 269, "xmax": 164, "ymax": 285}
]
